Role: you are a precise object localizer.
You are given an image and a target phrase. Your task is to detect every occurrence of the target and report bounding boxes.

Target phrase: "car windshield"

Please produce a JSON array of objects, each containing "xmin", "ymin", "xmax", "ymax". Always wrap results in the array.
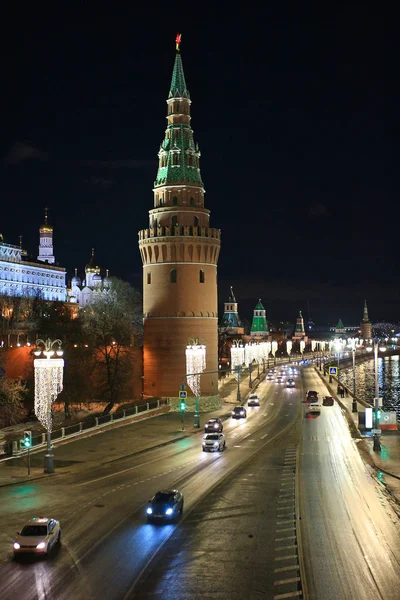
[
  {"xmin": 205, "ymin": 434, "xmax": 219, "ymax": 440},
  {"xmin": 20, "ymin": 525, "xmax": 47, "ymax": 536},
  {"xmin": 154, "ymin": 493, "xmax": 174, "ymax": 503},
  {"xmin": 207, "ymin": 420, "xmax": 217, "ymax": 424}
]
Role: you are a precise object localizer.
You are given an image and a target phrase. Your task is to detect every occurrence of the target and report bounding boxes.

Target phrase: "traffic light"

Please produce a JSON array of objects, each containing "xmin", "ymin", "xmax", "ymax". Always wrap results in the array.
[
  {"xmin": 21, "ymin": 430, "xmax": 32, "ymax": 449},
  {"xmin": 180, "ymin": 400, "xmax": 186, "ymax": 412},
  {"xmin": 376, "ymin": 409, "xmax": 382, "ymax": 421}
]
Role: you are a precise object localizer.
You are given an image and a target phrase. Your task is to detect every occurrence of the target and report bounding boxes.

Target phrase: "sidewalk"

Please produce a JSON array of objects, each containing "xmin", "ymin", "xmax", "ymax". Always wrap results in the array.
[
  {"xmin": 316, "ymin": 368, "xmax": 400, "ymax": 513},
  {"xmin": 0, "ymin": 369, "xmax": 260, "ymax": 488}
]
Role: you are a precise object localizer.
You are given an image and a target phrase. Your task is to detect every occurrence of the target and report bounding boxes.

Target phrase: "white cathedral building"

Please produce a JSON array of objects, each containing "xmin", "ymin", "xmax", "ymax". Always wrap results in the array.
[
  {"xmin": 67, "ymin": 248, "xmax": 111, "ymax": 306},
  {"xmin": 0, "ymin": 209, "xmax": 66, "ymax": 301}
]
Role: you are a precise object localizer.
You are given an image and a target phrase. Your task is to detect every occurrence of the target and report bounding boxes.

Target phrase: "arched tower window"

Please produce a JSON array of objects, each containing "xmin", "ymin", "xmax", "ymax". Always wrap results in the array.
[
  {"xmin": 172, "ymin": 196, "xmax": 178, "ymax": 206},
  {"xmin": 170, "ymin": 269, "xmax": 177, "ymax": 283},
  {"xmin": 194, "ymin": 216, "xmax": 199, "ymax": 227},
  {"xmin": 199, "ymin": 270, "xmax": 205, "ymax": 283},
  {"xmin": 172, "ymin": 216, "xmax": 178, "ymax": 228},
  {"xmin": 190, "ymin": 197, "xmax": 195, "ymax": 206},
  {"xmin": 147, "ymin": 272, "xmax": 151, "ymax": 284}
]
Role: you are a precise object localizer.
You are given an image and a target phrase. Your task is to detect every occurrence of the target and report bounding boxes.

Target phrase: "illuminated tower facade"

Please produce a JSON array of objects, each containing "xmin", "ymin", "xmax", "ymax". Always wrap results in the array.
[
  {"xmin": 138, "ymin": 36, "xmax": 221, "ymax": 402},
  {"xmin": 293, "ymin": 310, "xmax": 306, "ymax": 341},
  {"xmin": 360, "ymin": 300, "xmax": 372, "ymax": 339},
  {"xmin": 37, "ymin": 208, "xmax": 55, "ymax": 264}
]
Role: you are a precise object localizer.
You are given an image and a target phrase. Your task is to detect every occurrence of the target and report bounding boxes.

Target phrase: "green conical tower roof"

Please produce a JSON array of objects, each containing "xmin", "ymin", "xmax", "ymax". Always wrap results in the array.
[
  {"xmin": 169, "ymin": 52, "xmax": 190, "ymax": 99},
  {"xmin": 251, "ymin": 299, "xmax": 269, "ymax": 335},
  {"xmin": 362, "ymin": 299, "xmax": 370, "ymax": 322},
  {"xmin": 336, "ymin": 318, "xmax": 345, "ymax": 330},
  {"xmin": 154, "ymin": 37, "xmax": 203, "ymax": 189}
]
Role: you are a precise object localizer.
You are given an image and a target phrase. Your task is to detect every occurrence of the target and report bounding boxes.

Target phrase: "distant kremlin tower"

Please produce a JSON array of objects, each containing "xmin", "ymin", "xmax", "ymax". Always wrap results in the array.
[
  {"xmin": 138, "ymin": 36, "xmax": 221, "ymax": 401},
  {"xmin": 360, "ymin": 300, "xmax": 372, "ymax": 339}
]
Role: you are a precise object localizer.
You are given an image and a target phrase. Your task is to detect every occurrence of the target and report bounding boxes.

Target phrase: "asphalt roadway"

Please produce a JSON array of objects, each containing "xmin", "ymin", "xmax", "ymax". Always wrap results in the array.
[{"xmin": 0, "ymin": 367, "xmax": 399, "ymax": 600}]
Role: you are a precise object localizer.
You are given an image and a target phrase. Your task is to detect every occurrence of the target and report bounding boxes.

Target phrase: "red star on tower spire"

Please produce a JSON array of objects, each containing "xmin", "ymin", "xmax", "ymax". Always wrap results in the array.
[{"xmin": 176, "ymin": 33, "xmax": 182, "ymax": 51}]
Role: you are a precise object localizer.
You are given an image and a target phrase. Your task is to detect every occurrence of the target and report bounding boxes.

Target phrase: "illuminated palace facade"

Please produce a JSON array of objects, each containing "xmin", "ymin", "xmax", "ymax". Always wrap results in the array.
[
  {"xmin": 0, "ymin": 210, "xmax": 66, "ymax": 302},
  {"xmin": 138, "ymin": 37, "xmax": 221, "ymax": 403}
]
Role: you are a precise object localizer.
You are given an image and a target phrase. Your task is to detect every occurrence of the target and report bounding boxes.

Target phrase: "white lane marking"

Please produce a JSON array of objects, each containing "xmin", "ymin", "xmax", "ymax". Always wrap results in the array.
[
  {"xmin": 276, "ymin": 520, "xmax": 295, "ymax": 525},
  {"xmin": 274, "ymin": 577, "xmax": 301, "ymax": 586},
  {"xmin": 261, "ymin": 433, "xmax": 268, "ymax": 439},
  {"xmin": 74, "ymin": 455, "xmax": 168, "ymax": 487},
  {"xmin": 233, "ymin": 445, "xmax": 242, "ymax": 448},
  {"xmin": 274, "ymin": 544, "xmax": 298, "ymax": 551},
  {"xmin": 276, "ymin": 528, "xmax": 296, "ymax": 533},
  {"xmin": 275, "ymin": 535, "xmax": 296, "ymax": 541},
  {"xmin": 280, "ymin": 482, "xmax": 295, "ymax": 487},
  {"xmin": 274, "ymin": 565, "xmax": 299, "ymax": 573},
  {"xmin": 274, "ymin": 590, "xmax": 303, "ymax": 599},
  {"xmin": 274, "ymin": 554, "xmax": 298, "ymax": 561},
  {"xmin": 278, "ymin": 500, "xmax": 294, "ymax": 505}
]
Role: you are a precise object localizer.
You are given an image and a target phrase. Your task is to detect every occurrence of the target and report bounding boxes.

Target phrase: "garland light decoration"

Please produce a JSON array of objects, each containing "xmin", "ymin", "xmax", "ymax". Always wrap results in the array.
[
  {"xmin": 186, "ymin": 342, "xmax": 206, "ymax": 398},
  {"xmin": 34, "ymin": 338, "xmax": 64, "ymax": 432},
  {"xmin": 231, "ymin": 340, "xmax": 245, "ymax": 373}
]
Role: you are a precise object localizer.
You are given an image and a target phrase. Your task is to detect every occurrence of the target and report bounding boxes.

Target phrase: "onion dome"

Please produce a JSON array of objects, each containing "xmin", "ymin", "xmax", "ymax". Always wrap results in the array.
[
  {"xmin": 92, "ymin": 273, "xmax": 102, "ymax": 286},
  {"xmin": 71, "ymin": 268, "xmax": 81, "ymax": 287},
  {"xmin": 40, "ymin": 207, "xmax": 53, "ymax": 233},
  {"xmin": 85, "ymin": 248, "xmax": 100, "ymax": 274}
]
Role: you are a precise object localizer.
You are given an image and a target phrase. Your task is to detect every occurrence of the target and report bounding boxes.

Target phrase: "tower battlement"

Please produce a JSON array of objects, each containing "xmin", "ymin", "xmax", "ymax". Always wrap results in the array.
[{"xmin": 138, "ymin": 225, "xmax": 221, "ymax": 242}]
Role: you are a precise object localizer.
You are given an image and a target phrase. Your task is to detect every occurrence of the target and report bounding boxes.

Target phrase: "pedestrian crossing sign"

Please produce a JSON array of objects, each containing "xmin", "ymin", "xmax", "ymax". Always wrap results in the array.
[
  {"xmin": 329, "ymin": 366, "xmax": 338, "ymax": 375},
  {"xmin": 179, "ymin": 390, "xmax": 187, "ymax": 399}
]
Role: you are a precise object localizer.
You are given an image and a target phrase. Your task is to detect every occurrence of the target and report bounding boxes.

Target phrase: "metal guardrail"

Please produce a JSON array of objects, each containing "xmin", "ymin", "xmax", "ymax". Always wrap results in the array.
[{"xmin": 7, "ymin": 399, "xmax": 170, "ymax": 458}]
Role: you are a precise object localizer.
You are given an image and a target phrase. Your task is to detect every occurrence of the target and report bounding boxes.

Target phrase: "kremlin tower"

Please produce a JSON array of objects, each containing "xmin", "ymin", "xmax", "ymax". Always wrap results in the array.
[
  {"xmin": 360, "ymin": 300, "xmax": 372, "ymax": 340},
  {"xmin": 138, "ymin": 36, "xmax": 221, "ymax": 403}
]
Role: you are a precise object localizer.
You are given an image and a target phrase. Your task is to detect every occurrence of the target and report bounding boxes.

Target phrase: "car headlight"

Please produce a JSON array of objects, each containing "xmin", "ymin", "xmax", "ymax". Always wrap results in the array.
[
  {"xmin": 36, "ymin": 542, "xmax": 46, "ymax": 549},
  {"xmin": 231, "ymin": 412, "xmax": 235, "ymax": 416},
  {"xmin": 146, "ymin": 507, "xmax": 153, "ymax": 515},
  {"xmin": 14, "ymin": 542, "xmax": 20, "ymax": 550},
  {"xmin": 213, "ymin": 442, "xmax": 219, "ymax": 447},
  {"xmin": 165, "ymin": 508, "xmax": 173, "ymax": 516},
  {"xmin": 240, "ymin": 411, "xmax": 244, "ymax": 415},
  {"xmin": 214, "ymin": 424, "xmax": 219, "ymax": 428}
]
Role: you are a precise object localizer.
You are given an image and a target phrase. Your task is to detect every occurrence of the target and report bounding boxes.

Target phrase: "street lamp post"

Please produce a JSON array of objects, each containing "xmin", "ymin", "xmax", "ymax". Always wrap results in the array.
[
  {"xmin": 235, "ymin": 365, "xmax": 242, "ymax": 403},
  {"xmin": 368, "ymin": 341, "xmax": 386, "ymax": 452},
  {"xmin": 34, "ymin": 338, "xmax": 64, "ymax": 474}
]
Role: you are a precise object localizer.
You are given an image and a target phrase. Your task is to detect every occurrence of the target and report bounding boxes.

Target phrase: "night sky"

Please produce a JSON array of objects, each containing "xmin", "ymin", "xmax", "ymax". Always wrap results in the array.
[{"xmin": 0, "ymin": 3, "xmax": 393, "ymax": 325}]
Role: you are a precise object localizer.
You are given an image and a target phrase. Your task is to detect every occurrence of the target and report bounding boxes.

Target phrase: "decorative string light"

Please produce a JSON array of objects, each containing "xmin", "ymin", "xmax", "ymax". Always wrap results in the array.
[
  {"xmin": 34, "ymin": 359, "xmax": 64, "ymax": 431},
  {"xmin": 300, "ymin": 340, "xmax": 305, "ymax": 354},
  {"xmin": 311, "ymin": 340, "xmax": 316, "ymax": 352},
  {"xmin": 286, "ymin": 341, "xmax": 292, "ymax": 356},
  {"xmin": 271, "ymin": 341, "xmax": 278, "ymax": 356},
  {"xmin": 231, "ymin": 340, "xmax": 244, "ymax": 373},
  {"xmin": 185, "ymin": 344, "xmax": 206, "ymax": 397}
]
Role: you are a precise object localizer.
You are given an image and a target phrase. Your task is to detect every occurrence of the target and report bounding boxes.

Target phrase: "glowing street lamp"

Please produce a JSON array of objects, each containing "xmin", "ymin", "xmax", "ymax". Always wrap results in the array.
[
  {"xmin": 34, "ymin": 338, "xmax": 64, "ymax": 474},
  {"xmin": 334, "ymin": 340, "xmax": 343, "ymax": 387}
]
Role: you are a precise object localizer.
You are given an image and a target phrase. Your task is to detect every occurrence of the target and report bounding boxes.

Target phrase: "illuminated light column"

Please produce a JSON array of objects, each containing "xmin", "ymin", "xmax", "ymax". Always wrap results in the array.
[
  {"xmin": 300, "ymin": 340, "xmax": 305, "ymax": 360},
  {"xmin": 286, "ymin": 341, "xmax": 292, "ymax": 363},
  {"xmin": 34, "ymin": 338, "xmax": 64, "ymax": 474},
  {"xmin": 271, "ymin": 341, "xmax": 278, "ymax": 366},
  {"xmin": 367, "ymin": 341, "xmax": 386, "ymax": 452},
  {"xmin": 185, "ymin": 343, "xmax": 206, "ymax": 428},
  {"xmin": 311, "ymin": 340, "xmax": 316, "ymax": 353},
  {"xmin": 266, "ymin": 341, "xmax": 271, "ymax": 369},
  {"xmin": 231, "ymin": 340, "xmax": 244, "ymax": 402}
]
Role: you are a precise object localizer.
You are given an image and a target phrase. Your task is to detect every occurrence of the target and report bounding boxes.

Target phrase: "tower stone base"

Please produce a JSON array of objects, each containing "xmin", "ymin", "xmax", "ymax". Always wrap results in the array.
[{"xmin": 143, "ymin": 317, "xmax": 218, "ymax": 399}]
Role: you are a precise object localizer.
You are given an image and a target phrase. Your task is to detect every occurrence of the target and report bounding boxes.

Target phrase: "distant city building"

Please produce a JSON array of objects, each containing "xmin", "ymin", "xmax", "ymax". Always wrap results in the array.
[
  {"xmin": 250, "ymin": 299, "xmax": 269, "ymax": 338},
  {"xmin": 67, "ymin": 248, "xmax": 111, "ymax": 305},
  {"xmin": 219, "ymin": 287, "xmax": 244, "ymax": 335},
  {"xmin": 360, "ymin": 300, "xmax": 372, "ymax": 339},
  {"xmin": 0, "ymin": 210, "xmax": 66, "ymax": 302}
]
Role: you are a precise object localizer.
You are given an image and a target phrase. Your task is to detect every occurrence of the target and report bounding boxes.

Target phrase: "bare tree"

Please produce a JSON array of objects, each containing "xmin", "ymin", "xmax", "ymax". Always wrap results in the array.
[
  {"xmin": 80, "ymin": 279, "xmax": 142, "ymax": 413},
  {"xmin": 0, "ymin": 377, "xmax": 27, "ymax": 428}
]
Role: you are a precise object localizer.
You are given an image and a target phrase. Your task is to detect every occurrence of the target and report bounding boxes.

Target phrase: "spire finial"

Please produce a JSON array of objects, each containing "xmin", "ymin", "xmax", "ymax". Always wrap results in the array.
[
  {"xmin": 91, "ymin": 248, "xmax": 95, "ymax": 257},
  {"xmin": 19, "ymin": 235, "xmax": 22, "ymax": 248},
  {"xmin": 74, "ymin": 268, "xmax": 77, "ymax": 276},
  {"xmin": 176, "ymin": 33, "xmax": 182, "ymax": 52},
  {"xmin": 106, "ymin": 269, "xmax": 109, "ymax": 277},
  {"xmin": 44, "ymin": 207, "xmax": 48, "ymax": 225}
]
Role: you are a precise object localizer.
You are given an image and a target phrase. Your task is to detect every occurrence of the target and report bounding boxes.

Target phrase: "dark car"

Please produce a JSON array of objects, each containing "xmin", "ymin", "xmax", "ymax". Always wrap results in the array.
[
  {"xmin": 323, "ymin": 396, "xmax": 334, "ymax": 406},
  {"xmin": 146, "ymin": 489, "xmax": 184, "ymax": 522},
  {"xmin": 305, "ymin": 390, "xmax": 319, "ymax": 402},
  {"xmin": 204, "ymin": 418, "xmax": 223, "ymax": 433},
  {"xmin": 232, "ymin": 406, "xmax": 247, "ymax": 419}
]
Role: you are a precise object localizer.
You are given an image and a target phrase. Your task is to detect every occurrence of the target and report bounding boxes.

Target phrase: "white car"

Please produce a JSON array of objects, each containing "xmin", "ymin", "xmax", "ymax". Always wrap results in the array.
[
  {"xmin": 14, "ymin": 517, "xmax": 61, "ymax": 557},
  {"xmin": 202, "ymin": 433, "xmax": 226, "ymax": 452},
  {"xmin": 307, "ymin": 401, "xmax": 322, "ymax": 415},
  {"xmin": 248, "ymin": 394, "xmax": 260, "ymax": 406}
]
